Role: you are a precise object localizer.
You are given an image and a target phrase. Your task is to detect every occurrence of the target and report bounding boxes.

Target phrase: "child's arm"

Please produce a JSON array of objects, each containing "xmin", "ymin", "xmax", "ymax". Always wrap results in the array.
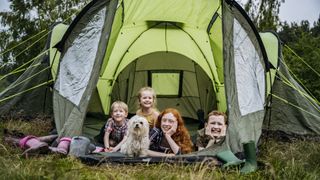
[
  {"xmin": 164, "ymin": 134, "xmax": 180, "ymax": 154},
  {"xmin": 163, "ymin": 122, "xmax": 180, "ymax": 154},
  {"xmin": 203, "ymin": 125, "xmax": 216, "ymax": 149},
  {"xmin": 103, "ymin": 131, "xmax": 111, "ymax": 150},
  {"xmin": 103, "ymin": 120, "xmax": 113, "ymax": 151},
  {"xmin": 111, "ymin": 136, "xmax": 127, "ymax": 152},
  {"xmin": 196, "ymin": 134, "xmax": 205, "ymax": 151}
]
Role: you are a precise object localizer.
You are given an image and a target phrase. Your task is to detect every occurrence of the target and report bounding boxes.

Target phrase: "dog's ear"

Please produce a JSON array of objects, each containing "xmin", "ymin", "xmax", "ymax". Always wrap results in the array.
[{"xmin": 128, "ymin": 117, "xmax": 134, "ymax": 127}]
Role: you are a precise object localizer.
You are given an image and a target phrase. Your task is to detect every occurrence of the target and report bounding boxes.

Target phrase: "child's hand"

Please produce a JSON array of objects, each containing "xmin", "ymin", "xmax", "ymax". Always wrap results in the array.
[
  {"xmin": 104, "ymin": 147, "xmax": 113, "ymax": 152},
  {"xmin": 220, "ymin": 126, "xmax": 227, "ymax": 137},
  {"xmin": 164, "ymin": 122, "xmax": 177, "ymax": 136},
  {"xmin": 205, "ymin": 125, "xmax": 214, "ymax": 138}
]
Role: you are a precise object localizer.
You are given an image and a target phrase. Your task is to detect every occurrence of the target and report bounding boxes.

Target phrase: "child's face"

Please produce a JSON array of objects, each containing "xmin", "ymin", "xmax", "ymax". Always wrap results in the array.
[
  {"xmin": 161, "ymin": 112, "xmax": 177, "ymax": 132},
  {"xmin": 139, "ymin": 90, "xmax": 154, "ymax": 109},
  {"xmin": 111, "ymin": 107, "xmax": 128, "ymax": 123},
  {"xmin": 206, "ymin": 115, "xmax": 226, "ymax": 137}
]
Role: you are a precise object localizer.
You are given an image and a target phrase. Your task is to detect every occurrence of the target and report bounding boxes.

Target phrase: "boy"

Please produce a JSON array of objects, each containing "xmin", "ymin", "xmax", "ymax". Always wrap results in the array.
[
  {"xmin": 103, "ymin": 101, "xmax": 129, "ymax": 152},
  {"xmin": 196, "ymin": 110, "xmax": 227, "ymax": 151}
]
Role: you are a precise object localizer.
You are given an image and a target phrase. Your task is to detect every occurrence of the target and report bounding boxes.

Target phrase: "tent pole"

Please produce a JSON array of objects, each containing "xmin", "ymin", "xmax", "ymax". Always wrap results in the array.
[
  {"xmin": 43, "ymin": 49, "xmax": 59, "ymax": 113},
  {"xmin": 264, "ymin": 67, "xmax": 274, "ymax": 146}
]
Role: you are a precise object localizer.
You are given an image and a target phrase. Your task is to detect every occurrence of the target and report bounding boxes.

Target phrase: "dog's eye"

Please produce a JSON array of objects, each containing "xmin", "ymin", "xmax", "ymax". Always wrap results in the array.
[{"xmin": 140, "ymin": 122, "xmax": 143, "ymax": 125}]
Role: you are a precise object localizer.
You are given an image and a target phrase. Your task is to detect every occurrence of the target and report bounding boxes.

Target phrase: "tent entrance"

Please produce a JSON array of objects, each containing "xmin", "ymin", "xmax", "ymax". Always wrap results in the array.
[
  {"xmin": 111, "ymin": 51, "xmax": 217, "ymax": 121},
  {"xmin": 83, "ymin": 52, "xmax": 217, "ymax": 139}
]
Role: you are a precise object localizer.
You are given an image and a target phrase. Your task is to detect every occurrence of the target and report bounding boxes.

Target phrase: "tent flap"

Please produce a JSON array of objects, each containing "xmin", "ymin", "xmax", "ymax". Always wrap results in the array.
[
  {"xmin": 223, "ymin": 0, "xmax": 266, "ymax": 153},
  {"xmin": 53, "ymin": 0, "xmax": 118, "ymax": 137}
]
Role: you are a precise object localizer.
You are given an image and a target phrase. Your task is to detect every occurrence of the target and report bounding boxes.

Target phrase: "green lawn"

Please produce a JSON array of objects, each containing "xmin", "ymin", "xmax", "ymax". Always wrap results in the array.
[{"xmin": 0, "ymin": 118, "xmax": 319, "ymax": 179}]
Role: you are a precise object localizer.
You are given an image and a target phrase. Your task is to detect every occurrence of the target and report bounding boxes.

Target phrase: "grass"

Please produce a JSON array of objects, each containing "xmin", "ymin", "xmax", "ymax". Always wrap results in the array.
[{"xmin": 0, "ymin": 118, "xmax": 319, "ymax": 180}]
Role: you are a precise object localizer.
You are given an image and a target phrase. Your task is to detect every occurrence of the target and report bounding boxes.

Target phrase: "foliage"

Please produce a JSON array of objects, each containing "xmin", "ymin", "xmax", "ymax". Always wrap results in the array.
[
  {"xmin": 0, "ymin": 0, "xmax": 89, "ymax": 76},
  {"xmin": 243, "ymin": 0, "xmax": 320, "ymax": 101},
  {"xmin": 0, "ymin": 119, "xmax": 319, "ymax": 179},
  {"xmin": 278, "ymin": 18, "xmax": 320, "ymax": 101},
  {"xmin": 243, "ymin": 0, "xmax": 284, "ymax": 31}
]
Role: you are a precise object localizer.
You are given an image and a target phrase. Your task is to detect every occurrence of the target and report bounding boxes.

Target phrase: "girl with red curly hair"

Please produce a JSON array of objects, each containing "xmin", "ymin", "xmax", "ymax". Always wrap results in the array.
[{"xmin": 149, "ymin": 108, "xmax": 193, "ymax": 155}]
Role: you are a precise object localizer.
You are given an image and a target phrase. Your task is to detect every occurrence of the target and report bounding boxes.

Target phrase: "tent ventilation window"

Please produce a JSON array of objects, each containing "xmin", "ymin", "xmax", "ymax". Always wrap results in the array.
[{"xmin": 148, "ymin": 70, "xmax": 183, "ymax": 98}]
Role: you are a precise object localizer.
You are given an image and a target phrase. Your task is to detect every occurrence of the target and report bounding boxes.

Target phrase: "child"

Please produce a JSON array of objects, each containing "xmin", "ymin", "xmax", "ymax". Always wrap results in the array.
[
  {"xmin": 3, "ymin": 129, "xmax": 72, "ymax": 156},
  {"xmin": 103, "ymin": 101, "xmax": 129, "ymax": 152},
  {"xmin": 149, "ymin": 108, "xmax": 193, "ymax": 155},
  {"xmin": 136, "ymin": 87, "xmax": 160, "ymax": 128},
  {"xmin": 196, "ymin": 110, "xmax": 227, "ymax": 151}
]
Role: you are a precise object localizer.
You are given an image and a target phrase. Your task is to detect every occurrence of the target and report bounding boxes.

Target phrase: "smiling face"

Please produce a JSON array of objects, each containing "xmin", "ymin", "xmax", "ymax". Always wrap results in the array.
[
  {"xmin": 111, "ymin": 107, "xmax": 128, "ymax": 124},
  {"xmin": 161, "ymin": 112, "xmax": 177, "ymax": 132},
  {"xmin": 139, "ymin": 90, "xmax": 154, "ymax": 109},
  {"xmin": 206, "ymin": 115, "xmax": 226, "ymax": 137}
]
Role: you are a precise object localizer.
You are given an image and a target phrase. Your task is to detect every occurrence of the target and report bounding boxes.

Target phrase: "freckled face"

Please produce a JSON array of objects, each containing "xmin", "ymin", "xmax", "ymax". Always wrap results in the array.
[
  {"xmin": 161, "ymin": 113, "xmax": 177, "ymax": 132},
  {"xmin": 206, "ymin": 115, "xmax": 226, "ymax": 137},
  {"xmin": 139, "ymin": 90, "xmax": 154, "ymax": 108}
]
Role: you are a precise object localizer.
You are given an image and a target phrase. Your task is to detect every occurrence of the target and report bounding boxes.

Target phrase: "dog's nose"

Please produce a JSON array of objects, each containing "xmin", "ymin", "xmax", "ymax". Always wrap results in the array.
[{"xmin": 135, "ymin": 124, "xmax": 139, "ymax": 128}]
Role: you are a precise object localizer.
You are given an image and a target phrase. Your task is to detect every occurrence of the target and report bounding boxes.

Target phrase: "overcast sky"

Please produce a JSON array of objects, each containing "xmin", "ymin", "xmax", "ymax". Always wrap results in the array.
[
  {"xmin": 237, "ymin": 0, "xmax": 319, "ymax": 25},
  {"xmin": 279, "ymin": 0, "xmax": 319, "ymax": 24},
  {"xmin": 0, "ymin": 0, "xmax": 319, "ymax": 24}
]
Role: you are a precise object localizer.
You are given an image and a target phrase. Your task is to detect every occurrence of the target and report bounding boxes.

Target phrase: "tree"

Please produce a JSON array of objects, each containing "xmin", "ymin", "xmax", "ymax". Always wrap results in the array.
[
  {"xmin": 242, "ymin": 0, "xmax": 320, "ymax": 101},
  {"xmin": 279, "ymin": 18, "xmax": 320, "ymax": 101},
  {"xmin": 0, "ymin": 0, "xmax": 89, "ymax": 77},
  {"xmin": 243, "ymin": 0, "xmax": 284, "ymax": 31}
]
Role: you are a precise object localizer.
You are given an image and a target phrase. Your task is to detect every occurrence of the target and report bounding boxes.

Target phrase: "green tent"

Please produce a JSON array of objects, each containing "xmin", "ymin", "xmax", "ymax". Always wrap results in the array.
[{"xmin": 0, "ymin": 0, "xmax": 319, "ymax": 157}]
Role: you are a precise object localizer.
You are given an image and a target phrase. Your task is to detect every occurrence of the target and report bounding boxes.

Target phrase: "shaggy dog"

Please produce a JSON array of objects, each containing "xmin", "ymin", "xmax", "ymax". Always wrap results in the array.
[{"xmin": 120, "ymin": 115, "xmax": 150, "ymax": 157}]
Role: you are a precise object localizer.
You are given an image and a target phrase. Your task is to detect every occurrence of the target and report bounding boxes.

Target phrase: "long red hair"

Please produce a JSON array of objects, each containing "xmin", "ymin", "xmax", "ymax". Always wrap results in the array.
[{"xmin": 155, "ymin": 108, "xmax": 193, "ymax": 154}]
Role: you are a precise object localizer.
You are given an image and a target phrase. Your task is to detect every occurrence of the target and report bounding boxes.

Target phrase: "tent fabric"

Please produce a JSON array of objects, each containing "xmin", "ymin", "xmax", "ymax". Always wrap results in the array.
[
  {"xmin": 110, "ymin": 52, "xmax": 216, "ymax": 120},
  {"xmin": 260, "ymin": 32, "xmax": 320, "ymax": 137},
  {"xmin": 0, "ymin": 54, "xmax": 52, "ymax": 117},
  {"xmin": 233, "ymin": 19, "xmax": 265, "ymax": 116},
  {"xmin": 264, "ymin": 60, "xmax": 320, "ymax": 136},
  {"xmin": 97, "ymin": 22, "xmax": 225, "ymax": 114},
  {"xmin": 122, "ymin": 0, "xmax": 220, "ymax": 30},
  {"xmin": 260, "ymin": 32, "xmax": 279, "ymax": 94},
  {"xmin": 97, "ymin": 0, "xmax": 226, "ymax": 114},
  {"xmin": 223, "ymin": 0, "xmax": 266, "ymax": 153},
  {"xmin": 54, "ymin": 5, "xmax": 107, "ymax": 106},
  {"xmin": 0, "ymin": 24, "xmax": 63, "ymax": 117},
  {"xmin": 50, "ymin": 24, "xmax": 68, "ymax": 79},
  {"xmin": 53, "ymin": 0, "xmax": 119, "ymax": 137}
]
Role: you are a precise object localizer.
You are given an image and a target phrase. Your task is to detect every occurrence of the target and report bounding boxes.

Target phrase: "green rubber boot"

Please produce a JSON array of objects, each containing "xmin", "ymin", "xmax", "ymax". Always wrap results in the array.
[
  {"xmin": 216, "ymin": 150, "xmax": 244, "ymax": 169},
  {"xmin": 240, "ymin": 141, "xmax": 258, "ymax": 174}
]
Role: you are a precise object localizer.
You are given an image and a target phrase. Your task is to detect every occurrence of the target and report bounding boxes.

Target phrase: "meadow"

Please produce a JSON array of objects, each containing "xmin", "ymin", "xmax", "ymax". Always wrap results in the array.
[{"xmin": 0, "ymin": 118, "xmax": 319, "ymax": 180}]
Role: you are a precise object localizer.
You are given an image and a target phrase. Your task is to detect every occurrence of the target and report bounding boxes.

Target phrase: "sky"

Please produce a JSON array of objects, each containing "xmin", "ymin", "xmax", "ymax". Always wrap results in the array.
[
  {"xmin": 279, "ymin": 0, "xmax": 319, "ymax": 24},
  {"xmin": 0, "ymin": 0, "xmax": 319, "ymax": 25},
  {"xmin": 237, "ymin": 0, "xmax": 319, "ymax": 25},
  {"xmin": 0, "ymin": 0, "xmax": 9, "ymax": 12}
]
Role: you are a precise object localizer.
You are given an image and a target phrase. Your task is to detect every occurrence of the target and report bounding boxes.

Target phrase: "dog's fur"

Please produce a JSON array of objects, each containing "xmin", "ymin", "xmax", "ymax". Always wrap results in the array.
[{"xmin": 120, "ymin": 115, "xmax": 150, "ymax": 157}]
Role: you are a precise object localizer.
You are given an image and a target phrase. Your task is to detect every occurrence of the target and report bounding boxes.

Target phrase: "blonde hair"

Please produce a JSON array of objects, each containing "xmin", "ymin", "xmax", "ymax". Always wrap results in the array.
[
  {"xmin": 137, "ymin": 87, "xmax": 157, "ymax": 108},
  {"xmin": 207, "ymin": 110, "xmax": 227, "ymax": 124},
  {"xmin": 111, "ymin": 101, "xmax": 128, "ymax": 113}
]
